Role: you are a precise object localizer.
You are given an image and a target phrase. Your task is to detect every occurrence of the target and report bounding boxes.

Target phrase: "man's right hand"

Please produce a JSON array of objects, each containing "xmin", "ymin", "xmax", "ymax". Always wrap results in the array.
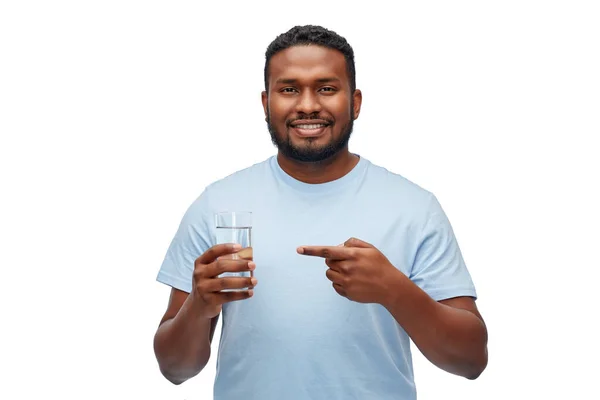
[{"xmin": 192, "ymin": 243, "xmax": 257, "ymax": 319}]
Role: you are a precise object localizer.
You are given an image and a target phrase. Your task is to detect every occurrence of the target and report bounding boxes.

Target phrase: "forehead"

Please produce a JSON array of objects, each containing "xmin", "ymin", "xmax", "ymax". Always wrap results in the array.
[{"xmin": 268, "ymin": 45, "xmax": 348, "ymax": 85}]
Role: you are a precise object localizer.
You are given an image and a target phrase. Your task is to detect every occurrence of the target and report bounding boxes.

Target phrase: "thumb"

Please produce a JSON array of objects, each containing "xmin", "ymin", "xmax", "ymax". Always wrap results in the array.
[{"xmin": 343, "ymin": 237, "xmax": 373, "ymax": 248}]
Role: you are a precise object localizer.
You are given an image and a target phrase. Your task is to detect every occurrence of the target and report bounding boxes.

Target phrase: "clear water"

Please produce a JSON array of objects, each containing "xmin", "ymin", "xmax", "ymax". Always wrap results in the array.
[{"xmin": 215, "ymin": 227, "xmax": 252, "ymax": 287}]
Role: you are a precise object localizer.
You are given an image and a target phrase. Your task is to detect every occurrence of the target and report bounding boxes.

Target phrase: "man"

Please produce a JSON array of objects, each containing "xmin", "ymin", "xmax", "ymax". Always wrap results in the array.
[{"xmin": 154, "ymin": 25, "xmax": 488, "ymax": 399}]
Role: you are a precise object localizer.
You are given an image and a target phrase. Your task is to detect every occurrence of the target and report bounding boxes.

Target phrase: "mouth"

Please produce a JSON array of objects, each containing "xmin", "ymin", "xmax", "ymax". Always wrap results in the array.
[{"xmin": 289, "ymin": 120, "xmax": 331, "ymax": 138}]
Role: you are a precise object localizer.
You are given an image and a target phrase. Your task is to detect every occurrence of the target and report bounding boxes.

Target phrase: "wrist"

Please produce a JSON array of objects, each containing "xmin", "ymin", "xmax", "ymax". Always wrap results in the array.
[
  {"xmin": 185, "ymin": 290, "xmax": 212, "ymax": 321},
  {"xmin": 379, "ymin": 267, "xmax": 410, "ymax": 308},
  {"xmin": 380, "ymin": 268, "xmax": 439, "ymax": 324}
]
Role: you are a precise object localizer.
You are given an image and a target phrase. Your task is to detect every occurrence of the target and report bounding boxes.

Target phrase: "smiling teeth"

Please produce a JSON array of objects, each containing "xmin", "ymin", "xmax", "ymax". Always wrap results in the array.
[{"xmin": 296, "ymin": 124, "xmax": 326, "ymax": 129}]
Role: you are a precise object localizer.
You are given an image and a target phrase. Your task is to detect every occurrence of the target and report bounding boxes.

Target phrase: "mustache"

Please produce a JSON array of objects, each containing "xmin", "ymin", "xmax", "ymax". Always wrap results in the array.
[{"xmin": 286, "ymin": 114, "xmax": 334, "ymax": 126}]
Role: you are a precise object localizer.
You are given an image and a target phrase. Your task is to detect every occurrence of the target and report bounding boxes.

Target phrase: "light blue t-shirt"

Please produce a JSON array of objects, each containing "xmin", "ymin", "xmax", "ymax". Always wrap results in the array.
[{"xmin": 157, "ymin": 155, "xmax": 477, "ymax": 400}]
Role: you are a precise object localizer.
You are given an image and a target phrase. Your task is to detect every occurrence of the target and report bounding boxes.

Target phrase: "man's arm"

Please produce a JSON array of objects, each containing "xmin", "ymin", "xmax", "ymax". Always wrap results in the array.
[
  {"xmin": 154, "ymin": 243, "xmax": 256, "ymax": 384},
  {"xmin": 298, "ymin": 238, "xmax": 488, "ymax": 380},
  {"xmin": 153, "ymin": 288, "xmax": 219, "ymax": 385},
  {"xmin": 381, "ymin": 276, "xmax": 488, "ymax": 379}
]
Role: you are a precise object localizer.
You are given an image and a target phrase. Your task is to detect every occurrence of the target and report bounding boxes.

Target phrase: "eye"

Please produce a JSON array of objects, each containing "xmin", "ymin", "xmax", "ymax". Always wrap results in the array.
[
  {"xmin": 280, "ymin": 87, "xmax": 298, "ymax": 93},
  {"xmin": 319, "ymin": 87, "xmax": 337, "ymax": 93}
]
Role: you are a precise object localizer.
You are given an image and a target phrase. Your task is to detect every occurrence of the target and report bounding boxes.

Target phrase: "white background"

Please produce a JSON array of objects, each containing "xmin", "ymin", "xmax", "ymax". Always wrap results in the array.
[{"xmin": 1, "ymin": 1, "xmax": 599, "ymax": 399}]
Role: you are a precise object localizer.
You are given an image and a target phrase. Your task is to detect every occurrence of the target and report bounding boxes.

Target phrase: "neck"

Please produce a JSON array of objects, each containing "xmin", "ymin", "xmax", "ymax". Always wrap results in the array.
[{"xmin": 276, "ymin": 148, "xmax": 360, "ymax": 184}]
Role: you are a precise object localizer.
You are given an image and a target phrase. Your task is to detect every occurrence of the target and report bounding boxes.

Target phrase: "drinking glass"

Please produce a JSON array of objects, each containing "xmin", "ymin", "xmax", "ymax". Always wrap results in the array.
[{"xmin": 214, "ymin": 211, "xmax": 253, "ymax": 291}]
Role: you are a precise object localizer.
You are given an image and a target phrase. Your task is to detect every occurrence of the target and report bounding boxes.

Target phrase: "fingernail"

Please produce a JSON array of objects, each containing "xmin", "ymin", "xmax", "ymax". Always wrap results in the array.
[
  {"xmin": 297, "ymin": 247, "xmax": 304, "ymax": 254},
  {"xmin": 232, "ymin": 244, "xmax": 242, "ymax": 250},
  {"xmin": 251, "ymin": 278, "xmax": 258, "ymax": 286},
  {"xmin": 248, "ymin": 262, "xmax": 256, "ymax": 269}
]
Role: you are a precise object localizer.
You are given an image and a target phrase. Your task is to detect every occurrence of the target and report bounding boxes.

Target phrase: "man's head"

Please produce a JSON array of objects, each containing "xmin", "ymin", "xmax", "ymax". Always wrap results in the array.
[{"xmin": 262, "ymin": 25, "xmax": 362, "ymax": 163}]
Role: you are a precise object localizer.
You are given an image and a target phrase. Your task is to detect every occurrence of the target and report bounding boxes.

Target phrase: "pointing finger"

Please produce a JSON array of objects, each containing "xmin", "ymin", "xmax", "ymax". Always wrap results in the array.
[{"xmin": 297, "ymin": 246, "xmax": 352, "ymax": 260}]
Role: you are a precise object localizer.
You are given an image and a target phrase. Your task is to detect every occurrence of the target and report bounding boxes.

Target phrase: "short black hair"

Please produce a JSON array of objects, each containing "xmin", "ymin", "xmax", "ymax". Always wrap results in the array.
[{"xmin": 264, "ymin": 25, "xmax": 356, "ymax": 93}]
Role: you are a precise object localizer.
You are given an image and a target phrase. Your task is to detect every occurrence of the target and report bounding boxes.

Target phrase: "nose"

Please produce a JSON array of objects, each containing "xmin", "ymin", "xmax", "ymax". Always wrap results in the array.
[{"xmin": 295, "ymin": 90, "xmax": 322, "ymax": 114}]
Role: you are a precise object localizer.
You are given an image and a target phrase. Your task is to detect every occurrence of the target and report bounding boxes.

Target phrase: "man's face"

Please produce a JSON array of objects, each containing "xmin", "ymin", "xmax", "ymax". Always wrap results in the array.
[{"xmin": 262, "ymin": 45, "xmax": 362, "ymax": 163}]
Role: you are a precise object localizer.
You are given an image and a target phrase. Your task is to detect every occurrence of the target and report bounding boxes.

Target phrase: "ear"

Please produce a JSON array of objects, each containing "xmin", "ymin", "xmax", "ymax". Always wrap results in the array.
[
  {"xmin": 261, "ymin": 91, "xmax": 268, "ymax": 119},
  {"xmin": 352, "ymin": 89, "xmax": 362, "ymax": 120}
]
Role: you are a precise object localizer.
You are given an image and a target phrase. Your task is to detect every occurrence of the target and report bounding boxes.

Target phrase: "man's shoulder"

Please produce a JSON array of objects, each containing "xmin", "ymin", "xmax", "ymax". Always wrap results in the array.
[
  {"xmin": 360, "ymin": 157, "xmax": 441, "ymax": 224},
  {"xmin": 205, "ymin": 156, "xmax": 274, "ymax": 194},
  {"xmin": 365, "ymin": 158, "xmax": 434, "ymax": 202}
]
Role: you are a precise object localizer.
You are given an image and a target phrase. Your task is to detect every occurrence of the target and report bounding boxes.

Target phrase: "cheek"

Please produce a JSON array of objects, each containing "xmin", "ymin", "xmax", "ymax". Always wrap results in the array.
[
  {"xmin": 324, "ymin": 97, "xmax": 352, "ymax": 119},
  {"xmin": 268, "ymin": 98, "xmax": 293, "ymax": 121}
]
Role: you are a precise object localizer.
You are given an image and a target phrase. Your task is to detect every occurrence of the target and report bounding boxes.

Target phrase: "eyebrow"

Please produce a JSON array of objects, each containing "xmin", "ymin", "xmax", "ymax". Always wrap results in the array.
[{"xmin": 275, "ymin": 77, "xmax": 341, "ymax": 85}]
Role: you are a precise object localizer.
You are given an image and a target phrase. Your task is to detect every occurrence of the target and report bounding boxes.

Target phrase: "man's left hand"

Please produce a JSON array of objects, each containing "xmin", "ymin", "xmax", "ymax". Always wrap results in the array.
[{"xmin": 297, "ymin": 237, "xmax": 403, "ymax": 304}]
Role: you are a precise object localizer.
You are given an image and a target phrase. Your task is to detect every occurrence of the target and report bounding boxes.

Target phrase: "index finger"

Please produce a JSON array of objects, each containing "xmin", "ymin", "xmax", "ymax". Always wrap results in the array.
[
  {"xmin": 297, "ymin": 246, "xmax": 351, "ymax": 260},
  {"xmin": 198, "ymin": 243, "xmax": 242, "ymax": 264}
]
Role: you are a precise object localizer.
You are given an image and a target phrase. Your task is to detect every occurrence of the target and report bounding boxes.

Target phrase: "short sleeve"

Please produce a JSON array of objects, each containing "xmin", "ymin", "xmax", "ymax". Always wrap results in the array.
[
  {"xmin": 409, "ymin": 195, "xmax": 477, "ymax": 301},
  {"xmin": 156, "ymin": 189, "xmax": 215, "ymax": 293}
]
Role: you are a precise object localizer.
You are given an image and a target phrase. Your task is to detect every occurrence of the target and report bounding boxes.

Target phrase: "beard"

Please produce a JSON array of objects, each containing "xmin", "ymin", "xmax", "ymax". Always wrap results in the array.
[{"xmin": 267, "ymin": 104, "xmax": 354, "ymax": 163}]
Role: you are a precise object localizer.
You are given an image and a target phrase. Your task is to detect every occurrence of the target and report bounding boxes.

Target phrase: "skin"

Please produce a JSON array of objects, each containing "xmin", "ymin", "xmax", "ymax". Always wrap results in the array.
[
  {"xmin": 153, "ymin": 244, "xmax": 255, "ymax": 384},
  {"xmin": 262, "ymin": 45, "xmax": 363, "ymax": 184},
  {"xmin": 154, "ymin": 44, "xmax": 487, "ymax": 385},
  {"xmin": 298, "ymin": 238, "xmax": 488, "ymax": 380}
]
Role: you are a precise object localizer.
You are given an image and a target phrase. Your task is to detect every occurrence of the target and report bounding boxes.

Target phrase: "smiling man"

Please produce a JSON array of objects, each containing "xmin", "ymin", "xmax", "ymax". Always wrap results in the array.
[
  {"xmin": 154, "ymin": 25, "xmax": 488, "ymax": 400},
  {"xmin": 264, "ymin": 44, "xmax": 360, "ymax": 168}
]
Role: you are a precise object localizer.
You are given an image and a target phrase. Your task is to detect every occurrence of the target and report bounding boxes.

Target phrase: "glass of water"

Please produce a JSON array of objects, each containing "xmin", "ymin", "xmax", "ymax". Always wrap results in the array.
[{"xmin": 215, "ymin": 211, "xmax": 253, "ymax": 291}]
